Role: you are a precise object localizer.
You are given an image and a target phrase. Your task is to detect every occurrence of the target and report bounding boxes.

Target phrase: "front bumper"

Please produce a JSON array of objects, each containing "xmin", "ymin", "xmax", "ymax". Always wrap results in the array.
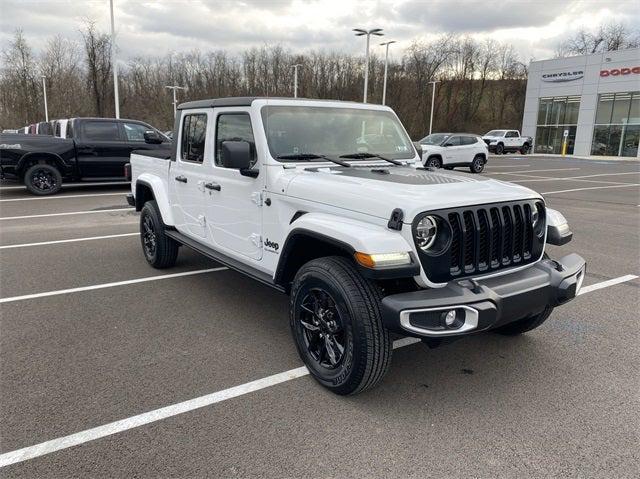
[{"xmin": 381, "ymin": 254, "xmax": 586, "ymax": 337}]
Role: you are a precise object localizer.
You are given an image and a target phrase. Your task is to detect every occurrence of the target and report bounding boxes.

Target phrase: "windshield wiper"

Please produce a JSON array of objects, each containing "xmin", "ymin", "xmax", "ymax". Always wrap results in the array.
[
  {"xmin": 276, "ymin": 153, "xmax": 351, "ymax": 167},
  {"xmin": 338, "ymin": 152, "xmax": 404, "ymax": 166}
]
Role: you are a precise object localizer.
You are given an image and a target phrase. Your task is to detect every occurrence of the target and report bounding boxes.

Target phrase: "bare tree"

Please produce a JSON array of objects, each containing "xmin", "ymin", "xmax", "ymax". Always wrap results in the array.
[
  {"xmin": 556, "ymin": 21, "xmax": 640, "ymax": 57},
  {"xmin": 81, "ymin": 21, "xmax": 112, "ymax": 116}
]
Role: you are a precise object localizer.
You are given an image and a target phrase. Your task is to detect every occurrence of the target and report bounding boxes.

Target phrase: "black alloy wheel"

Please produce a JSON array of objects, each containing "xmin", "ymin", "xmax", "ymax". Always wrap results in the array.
[
  {"xmin": 142, "ymin": 214, "xmax": 157, "ymax": 260},
  {"xmin": 298, "ymin": 288, "xmax": 346, "ymax": 369},
  {"xmin": 495, "ymin": 143, "xmax": 504, "ymax": 155},
  {"xmin": 24, "ymin": 164, "xmax": 62, "ymax": 195}
]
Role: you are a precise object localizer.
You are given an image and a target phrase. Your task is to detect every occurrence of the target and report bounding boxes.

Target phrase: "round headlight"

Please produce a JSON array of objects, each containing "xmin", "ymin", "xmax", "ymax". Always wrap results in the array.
[{"xmin": 415, "ymin": 215, "xmax": 437, "ymax": 250}]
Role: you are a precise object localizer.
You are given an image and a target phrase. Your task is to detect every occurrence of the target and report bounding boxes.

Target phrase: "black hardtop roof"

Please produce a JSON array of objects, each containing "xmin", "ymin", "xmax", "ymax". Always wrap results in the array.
[{"xmin": 177, "ymin": 96, "xmax": 365, "ymax": 110}]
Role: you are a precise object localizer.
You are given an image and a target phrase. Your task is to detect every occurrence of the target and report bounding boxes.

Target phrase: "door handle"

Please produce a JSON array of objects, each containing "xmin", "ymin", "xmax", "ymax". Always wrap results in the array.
[
  {"xmin": 174, "ymin": 175, "xmax": 188, "ymax": 183},
  {"xmin": 204, "ymin": 182, "xmax": 221, "ymax": 191}
]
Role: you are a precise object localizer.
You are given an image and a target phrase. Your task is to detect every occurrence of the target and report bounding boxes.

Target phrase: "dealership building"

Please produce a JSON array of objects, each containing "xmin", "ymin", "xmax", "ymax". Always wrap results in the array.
[{"xmin": 522, "ymin": 48, "xmax": 640, "ymax": 157}]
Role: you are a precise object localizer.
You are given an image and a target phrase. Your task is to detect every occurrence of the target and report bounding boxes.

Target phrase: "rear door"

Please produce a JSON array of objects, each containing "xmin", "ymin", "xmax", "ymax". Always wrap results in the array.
[
  {"xmin": 169, "ymin": 110, "xmax": 212, "ymax": 239},
  {"xmin": 75, "ymin": 120, "xmax": 130, "ymax": 177},
  {"xmin": 505, "ymin": 130, "xmax": 519, "ymax": 149}
]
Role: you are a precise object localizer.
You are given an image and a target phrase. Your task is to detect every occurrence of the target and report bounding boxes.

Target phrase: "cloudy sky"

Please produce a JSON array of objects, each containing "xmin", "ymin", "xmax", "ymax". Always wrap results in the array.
[{"xmin": 1, "ymin": 0, "xmax": 638, "ymax": 62}]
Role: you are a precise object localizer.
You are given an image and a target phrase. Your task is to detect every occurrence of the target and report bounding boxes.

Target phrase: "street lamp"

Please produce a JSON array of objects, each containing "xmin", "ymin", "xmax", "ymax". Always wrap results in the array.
[
  {"xmin": 41, "ymin": 75, "xmax": 49, "ymax": 122},
  {"xmin": 109, "ymin": 0, "xmax": 120, "ymax": 118},
  {"xmin": 379, "ymin": 40, "xmax": 396, "ymax": 105},
  {"xmin": 165, "ymin": 85, "xmax": 188, "ymax": 117},
  {"xmin": 428, "ymin": 80, "xmax": 440, "ymax": 135},
  {"xmin": 353, "ymin": 28, "xmax": 384, "ymax": 103},
  {"xmin": 291, "ymin": 64, "xmax": 302, "ymax": 98}
]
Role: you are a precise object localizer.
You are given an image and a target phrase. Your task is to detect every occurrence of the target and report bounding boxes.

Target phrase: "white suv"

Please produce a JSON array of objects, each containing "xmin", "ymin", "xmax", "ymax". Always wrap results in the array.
[{"xmin": 418, "ymin": 133, "xmax": 488, "ymax": 173}]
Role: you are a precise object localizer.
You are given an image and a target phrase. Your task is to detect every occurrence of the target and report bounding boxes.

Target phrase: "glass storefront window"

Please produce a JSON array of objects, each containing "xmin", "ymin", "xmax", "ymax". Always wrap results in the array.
[
  {"xmin": 591, "ymin": 91, "xmax": 640, "ymax": 157},
  {"xmin": 534, "ymin": 96, "xmax": 580, "ymax": 154}
]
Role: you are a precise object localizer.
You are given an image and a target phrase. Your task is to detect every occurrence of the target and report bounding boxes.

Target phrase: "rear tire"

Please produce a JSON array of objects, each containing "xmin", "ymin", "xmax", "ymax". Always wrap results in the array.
[
  {"xmin": 425, "ymin": 156, "xmax": 442, "ymax": 168},
  {"xmin": 520, "ymin": 143, "xmax": 530, "ymax": 155},
  {"xmin": 493, "ymin": 306, "xmax": 554, "ymax": 335},
  {"xmin": 469, "ymin": 155, "xmax": 485, "ymax": 173},
  {"xmin": 290, "ymin": 256, "xmax": 392, "ymax": 395},
  {"xmin": 140, "ymin": 200, "xmax": 179, "ymax": 269},
  {"xmin": 24, "ymin": 164, "xmax": 62, "ymax": 195}
]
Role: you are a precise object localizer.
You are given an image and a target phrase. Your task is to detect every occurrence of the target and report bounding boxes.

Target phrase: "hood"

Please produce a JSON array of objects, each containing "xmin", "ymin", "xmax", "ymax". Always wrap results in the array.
[
  {"xmin": 482, "ymin": 135, "xmax": 501, "ymax": 140},
  {"xmin": 282, "ymin": 165, "xmax": 541, "ymax": 222}
]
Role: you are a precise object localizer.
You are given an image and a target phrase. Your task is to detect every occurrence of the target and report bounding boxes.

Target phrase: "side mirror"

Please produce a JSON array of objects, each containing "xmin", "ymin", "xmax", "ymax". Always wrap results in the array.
[
  {"xmin": 220, "ymin": 140, "xmax": 257, "ymax": 176},
  {"xmin": 144, "ymin": 130, "xmax": 163, "ymax": 144}
]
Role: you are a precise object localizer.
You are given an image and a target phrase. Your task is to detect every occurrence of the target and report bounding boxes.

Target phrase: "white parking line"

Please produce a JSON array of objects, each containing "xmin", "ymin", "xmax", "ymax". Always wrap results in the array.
[
  {"xmin": 0, "ymin": 208, "xmax": 134, "ymax": 221},
  {"xmin": 0, "ymin": 233, "xmax": 139, "ymax": 250},
  {"xmin": 486, "ymin": 164, "xmax": 531, "ymax": 168},
  {"xmin": 542, "ymin": 183, "xmax": 640, "ymax": 195},
  {"xmin": 491, "ymin": 168, "xmax": 582, "ymax": 175},
  {"xmin": 0, "ymin": 192, "xmax": 125, "ymax": 203},
  {"xmin": 0, "ymin": 273, "xmax": 635, "ymax": 469},
  {"xmin": 501, "ymin": 171, "xmax": 640, "ymax": 182},
  {"xmin": 0, "ymin": 267, "xmax": 228, "ymax": 304}
]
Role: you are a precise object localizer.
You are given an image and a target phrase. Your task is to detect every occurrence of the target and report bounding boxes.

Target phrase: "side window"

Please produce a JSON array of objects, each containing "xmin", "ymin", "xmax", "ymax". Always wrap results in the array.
[
  {"xmin": 83, "ymin": 121, "xmax": 122, "ymax": 141},
  {"xmin": 180, "ymin": 114, "xmax": 208, "ymax": 163},
  {"xmin": 506, "ymin": 131, "xmax": 518, "ymax": 138},
  {"xmin": 123, "ymin": 122, "xmax": 151, "ymax": 142},
  {"xmin": 445, "ymin": 136, "xmax": 462, "ymax": 146},
  {"xmin": 215, "ymin": 113, "xmax": 256, "ymax": 167},
  {"xmin": 461, "ymin": 136, "xmax": 476, "ymax": 145}
]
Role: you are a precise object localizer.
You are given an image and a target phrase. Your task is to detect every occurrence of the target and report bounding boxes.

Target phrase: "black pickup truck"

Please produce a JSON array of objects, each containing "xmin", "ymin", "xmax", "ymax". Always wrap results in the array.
[{"xmin": 0, "ymin": 117, "xmax": 169, "ymax": 195}]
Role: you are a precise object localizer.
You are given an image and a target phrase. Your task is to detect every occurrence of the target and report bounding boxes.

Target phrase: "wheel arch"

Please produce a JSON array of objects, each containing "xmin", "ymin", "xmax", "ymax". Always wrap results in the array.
[
  {"xmin": 135, "ymin": 174, "xmax": 175, "ymax": 226},
  {"xmin": 17, "ymin": 153, "xmax": 65, "ymax": 179}
]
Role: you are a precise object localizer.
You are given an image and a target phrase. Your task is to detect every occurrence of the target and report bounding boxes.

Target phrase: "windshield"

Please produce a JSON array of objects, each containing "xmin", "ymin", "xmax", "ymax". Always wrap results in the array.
[
  {"xmin": 261, "ymin": 106, "xmax": 415, "ymax": 161},
  {"xmin": 486, "ymin": 130, "xmax": 506, "ymax": 137},
  {"xmin": 419, "ymin": 133, "xmax": 450, "ymax": 145}
]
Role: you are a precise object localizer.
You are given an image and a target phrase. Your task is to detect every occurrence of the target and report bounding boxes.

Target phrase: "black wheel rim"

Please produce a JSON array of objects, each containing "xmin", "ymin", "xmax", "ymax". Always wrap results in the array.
[
  {"xmin": 142, "ymin": 214, "xmax": 157, "ymax": 258},
  {"xmin": 31, "ymin": 168, "xmax": 57, "ymax": 192},
  {"xmin": 298, "ymin": 288, "xmax": 346, "ymax": 369}
]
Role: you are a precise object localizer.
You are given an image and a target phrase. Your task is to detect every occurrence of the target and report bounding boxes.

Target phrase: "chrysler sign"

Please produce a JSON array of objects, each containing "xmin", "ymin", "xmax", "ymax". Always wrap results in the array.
[{"xmin": 542, "ymin": 71, "xmax": 584, "ymax": 82}]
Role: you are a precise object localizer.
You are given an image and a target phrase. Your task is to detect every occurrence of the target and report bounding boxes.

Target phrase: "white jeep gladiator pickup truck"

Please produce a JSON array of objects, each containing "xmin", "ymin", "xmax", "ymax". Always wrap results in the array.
[
  {"xmin": 127, "ymin": 97, "xmax": 585, "ymax": 395},
  {"xmin": 482, "ymin": 130, "xmax": 533, "ymax": 155}
]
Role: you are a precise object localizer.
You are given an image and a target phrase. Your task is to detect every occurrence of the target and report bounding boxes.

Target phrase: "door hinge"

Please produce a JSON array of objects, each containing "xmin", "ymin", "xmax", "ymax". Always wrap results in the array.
[
  {"xmin": 250, "ymin": 233, "xmax": 263, "ymax": 248},
  {"xmin": 251, "ymin": 191, "xmax": 263, "ymax": 206}
]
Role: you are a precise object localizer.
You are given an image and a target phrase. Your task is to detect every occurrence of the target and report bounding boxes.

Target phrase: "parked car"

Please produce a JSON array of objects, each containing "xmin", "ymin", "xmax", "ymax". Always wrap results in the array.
[
  {"xmin": 2, "ymin": 129, "xmax": 18, "ymax": 134},
  {"xmin": 0, "ymin": 117, "xmax": 170, "ymax": 195},
  {"xmin": 50, "ymin": 119, "xmax": 69, "ymax": 138},
  {"xmin": 482, "ymin": 130, "xmax": 532, "ymax": 154},
  {"xmin": 418, "ymin": 133, "xmax": 488, "ymax": 173},
  {"xmin": 36, "ymin": 121, "xmax": 53, "ymax": 135},
  {"xmin": 127, "ymin": 97, "xmax": 585, "ymax": 396}
]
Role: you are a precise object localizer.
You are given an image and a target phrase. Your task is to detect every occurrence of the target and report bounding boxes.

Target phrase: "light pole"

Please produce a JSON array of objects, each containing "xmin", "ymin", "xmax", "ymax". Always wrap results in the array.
[
  {"xmin": 165, "ymin": 85, "xmax": 187, "ymax": 117},
  {"xmin": 379, "ymin": 40, "xmax": 396, "ymax": 105},
  {"xmin": 353, "ymin": 28, "xmax": 383, "ymax": 103},
  {"xmin": 291, "ymin": 64, "xmax": 302, "ymax": 98},
  {"xmin": 41, "ymin": 75, "xmax": 49, "ymax": 122},
  {"xmin": 109, "ymin": 0, "xmax": 120, "ymax": 118},
  {"xmin": 428, "ymin": 80, "xmax": 440, "ymax": 135}
]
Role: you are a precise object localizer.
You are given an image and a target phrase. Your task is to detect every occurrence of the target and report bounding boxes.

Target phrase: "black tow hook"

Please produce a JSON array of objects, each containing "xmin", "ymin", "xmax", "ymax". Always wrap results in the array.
[{"xmin": 457, "ymin": 278, "xmax": 482, "ymax": 294}]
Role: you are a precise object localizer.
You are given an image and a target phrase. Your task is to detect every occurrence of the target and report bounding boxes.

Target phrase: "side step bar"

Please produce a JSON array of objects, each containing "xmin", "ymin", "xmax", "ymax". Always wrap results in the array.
[{"xmin": 164, "ymin": 230, "xmax": 286, "ymax": 293}]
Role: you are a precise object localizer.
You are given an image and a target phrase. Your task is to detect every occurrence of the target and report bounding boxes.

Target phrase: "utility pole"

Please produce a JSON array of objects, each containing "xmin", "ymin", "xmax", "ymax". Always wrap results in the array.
[
  {"xmin": 41, "ymin": 76, "xmax": 49, "ymax": 122},
  {"xmin": 353, "ymin": 28, "xmax": 384, "ymax": 103},
  {"xmin": 109, "ymin": 0, "xmax": 120, "ymax": 118},
  {"xmin": 428, "ymin": 80, "xmax": 440, "ymax": 135},
  {"xmin": 379, "ymin": 40, "xmax": 396, "ymax": 105},
  {"xmin": 291, "ymin": 64, "xmax": 302, "ymax": 98},
  {"xmin": 165, "ymin": 85, "xmax": 187, "ymax": 117}
]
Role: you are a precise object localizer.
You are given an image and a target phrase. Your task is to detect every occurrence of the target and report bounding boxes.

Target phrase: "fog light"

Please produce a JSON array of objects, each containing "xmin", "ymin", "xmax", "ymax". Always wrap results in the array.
[{"xmin": 443, "ymin": 310, "xmax": 457, "ymax": 327}]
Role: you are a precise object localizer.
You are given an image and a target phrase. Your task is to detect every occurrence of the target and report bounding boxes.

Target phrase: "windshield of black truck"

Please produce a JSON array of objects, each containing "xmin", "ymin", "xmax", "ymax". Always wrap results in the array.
[{"xmin": 261, "ymin": 106, "xmax": 415, "ymax": 161}]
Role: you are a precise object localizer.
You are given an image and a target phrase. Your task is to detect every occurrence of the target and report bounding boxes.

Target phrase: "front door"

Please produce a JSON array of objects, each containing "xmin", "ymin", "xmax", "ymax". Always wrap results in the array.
[
  {"xmin": 75, "ymin": 120, "xmax": 130, "ymax": 177},
  {"xmin": 205, "ymin": 109, "xmax": 263, "ymax": 260},
  {"xmin": 442, "ymin": 135, "xmax": 463, "ymax": 164},
  {"xmin": 169, "ymin": 110, "xmax": 211, "ymax": 239}
]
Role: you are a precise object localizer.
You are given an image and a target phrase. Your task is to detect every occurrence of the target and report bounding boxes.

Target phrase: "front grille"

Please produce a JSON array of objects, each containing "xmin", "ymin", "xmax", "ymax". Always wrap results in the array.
[{"xmin": 414, "ymin": 200, "xmax": 545, "ymax": 283}]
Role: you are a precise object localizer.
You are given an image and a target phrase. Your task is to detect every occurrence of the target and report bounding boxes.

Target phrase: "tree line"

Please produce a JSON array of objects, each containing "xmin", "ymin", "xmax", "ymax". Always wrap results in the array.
[{"xmin": 1, "ymin": 21, "xmax": 636, "ymax": 138}]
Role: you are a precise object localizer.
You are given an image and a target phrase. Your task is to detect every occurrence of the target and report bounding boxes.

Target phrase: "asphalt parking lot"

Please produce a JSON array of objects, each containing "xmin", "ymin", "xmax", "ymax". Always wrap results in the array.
[{"xmin": 1, "ymin": 156, "xmax": 639, "ymax": 478}]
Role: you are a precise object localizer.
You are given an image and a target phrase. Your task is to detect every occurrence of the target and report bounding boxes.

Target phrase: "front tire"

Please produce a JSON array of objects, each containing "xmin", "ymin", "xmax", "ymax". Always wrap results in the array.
[
  {"xmin": 469, "ymin": 155, "xmax": 485, "ymax": 173},
  {"xmin": 425, "ymin": 156, "xmax": 442, "ymax": 168},
  {"xmin": 140, "ymin": 200, "xmax": 179, "ymax": 269},
  {"xmin": 495, "ymin": 143, "xmax": 504, "ymax": 155},
  {"xmin": 290, "ymin": 256, "xmax": 392, "ymax": 395},
  {"xmin": 24, "ymin": 164, "xmax": 62, "ymax": 195}
]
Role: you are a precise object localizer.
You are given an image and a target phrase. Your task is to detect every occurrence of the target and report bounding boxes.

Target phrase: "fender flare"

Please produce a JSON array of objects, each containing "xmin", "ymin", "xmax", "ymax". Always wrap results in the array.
[
  {"xmin": 17, "ymin": 152, "xmax": 68, "ymax": 175},
  {"xmin": 274, "ymin": 212, "xmax": 418, "ymax": 286},
  {"xmin": 135, "ymin": 174, "xmax": 175, "ymax": 226}
]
